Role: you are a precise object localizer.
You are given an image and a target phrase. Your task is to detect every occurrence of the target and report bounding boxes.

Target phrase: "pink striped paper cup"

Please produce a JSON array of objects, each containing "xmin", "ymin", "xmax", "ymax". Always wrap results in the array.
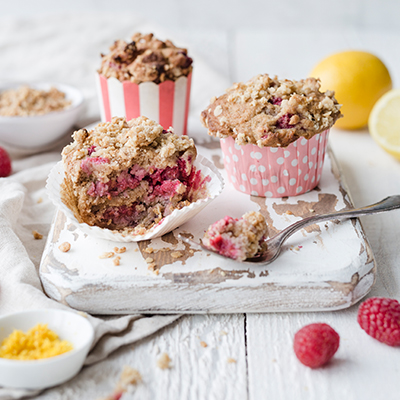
[
  {"xmin": 220, "ymin": 130, "xmax": 330, "ymax": 197},
  {"xmin": 96, "ymin": 73, "xmax": 192, "ymax": 136}
]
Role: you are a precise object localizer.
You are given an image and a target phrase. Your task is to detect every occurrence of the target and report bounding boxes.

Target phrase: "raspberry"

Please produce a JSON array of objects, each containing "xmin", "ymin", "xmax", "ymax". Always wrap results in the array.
[
  {"xmin": 0, "ymin": 147, "xmax": 11, "ymax": 177},
  {"xmin": 293, "ymin": 323, "xmax": 340, "ymax": 368},
  {"xmin": 357, "ymin": 297, "xmax": 400, "ymax": 346}
]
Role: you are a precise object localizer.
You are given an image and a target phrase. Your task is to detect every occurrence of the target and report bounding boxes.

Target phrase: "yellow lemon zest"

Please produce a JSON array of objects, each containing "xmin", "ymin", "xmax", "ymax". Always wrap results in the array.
[{"xmin": 0, "ymin": 323, "xmax": 73, "ymax": 360}]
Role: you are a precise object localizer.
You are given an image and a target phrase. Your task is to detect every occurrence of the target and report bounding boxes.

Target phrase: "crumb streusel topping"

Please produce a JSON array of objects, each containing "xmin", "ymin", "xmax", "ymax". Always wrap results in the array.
[
  {"xmin": 62, "ymin": 116, "xmax": 197, "ymax": 181},
  {"xmin": 201, "ymin": 74, "xmax": 342, "ymax": 148},
  {"xmin": 98, "ymin": 33, "xmax": 193, "ymax": 84},
  {"xmin": 0, "ymin": 86, "xmax": 71, "ymax": 117}
]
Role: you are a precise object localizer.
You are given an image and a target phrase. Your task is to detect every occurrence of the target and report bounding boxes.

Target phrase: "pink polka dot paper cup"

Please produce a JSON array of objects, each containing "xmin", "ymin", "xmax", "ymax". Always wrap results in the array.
[
  {"xmin": 96, "ymin": 73, "xmax": 192, "ymax": 136},
  {"xmin": 220, "ymin": 130, "xmax": 329, "ymax": 197}
]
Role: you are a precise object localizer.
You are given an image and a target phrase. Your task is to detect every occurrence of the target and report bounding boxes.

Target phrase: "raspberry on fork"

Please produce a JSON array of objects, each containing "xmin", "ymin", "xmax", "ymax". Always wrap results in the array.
[
  {"xmin": 293, "ymin": 323, "xmax": 340, "ymax": 368},
  {"xmin": 357, "ymin": 297, "xmax": 400, "ymax": 346}
]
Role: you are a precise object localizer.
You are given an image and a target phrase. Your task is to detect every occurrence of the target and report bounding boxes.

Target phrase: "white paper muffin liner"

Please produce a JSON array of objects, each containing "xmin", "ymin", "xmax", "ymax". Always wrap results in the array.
[{"xmin": 46, "ymin": 155, "xmax": 224, "ymax": 242}]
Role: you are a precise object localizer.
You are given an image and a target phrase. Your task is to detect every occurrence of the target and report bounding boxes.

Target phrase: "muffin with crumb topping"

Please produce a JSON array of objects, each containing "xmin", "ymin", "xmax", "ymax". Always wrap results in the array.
[
  {"xmin": 201, "ymin": 74, "xmax": 342, "ymax": 197},
  {"xmin": 97, "ymin": 33, "xmax": 193, "ymax": 136},
  {"xmin": 61, "ymin": 116, "xmax": 209, "ymax": 236}
]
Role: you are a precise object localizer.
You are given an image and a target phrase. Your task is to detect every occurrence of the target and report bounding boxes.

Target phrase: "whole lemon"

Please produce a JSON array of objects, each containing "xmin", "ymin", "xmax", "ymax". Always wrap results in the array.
[{"xmin": 310, "ymin": 51, "xmax": 392, "ymax": 130}]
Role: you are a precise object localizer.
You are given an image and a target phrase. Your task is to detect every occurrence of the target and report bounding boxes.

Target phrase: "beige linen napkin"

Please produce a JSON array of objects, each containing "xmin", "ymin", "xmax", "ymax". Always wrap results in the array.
[{"xmin": 0, "ymin": 158, "xmax": 180, "ymax": 399}]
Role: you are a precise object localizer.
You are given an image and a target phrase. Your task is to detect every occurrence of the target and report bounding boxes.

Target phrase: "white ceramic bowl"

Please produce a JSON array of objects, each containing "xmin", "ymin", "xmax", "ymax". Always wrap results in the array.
[
  {"xmin": 0, "ymin": 82, "xmax": 84, "ymax": 151},
  {"xmin": 0, "ymin": 309, "xmax": 94, "ymax": 389}
]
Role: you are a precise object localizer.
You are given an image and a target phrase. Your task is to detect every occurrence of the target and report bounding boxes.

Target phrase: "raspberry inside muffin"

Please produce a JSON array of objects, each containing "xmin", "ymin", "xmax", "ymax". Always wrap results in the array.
[
  {"xmin": 201, "ymin": 74, "xmax": 342, "ymax": 148},
  {"xmin": 61, "ymin": 117, "xmax": 209, "ymax": 235},
  {"xmin": 202, "ymin": 211, "xmax": 268, "ymax": 261}
]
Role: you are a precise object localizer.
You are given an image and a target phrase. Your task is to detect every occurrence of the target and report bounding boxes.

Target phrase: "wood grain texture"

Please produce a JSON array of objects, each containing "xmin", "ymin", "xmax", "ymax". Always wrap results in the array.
[
  {"xmin": 39, "ymin": 145, "xmax": 375, "ymax": 314},
  {"xmin": 36, "ymin": 314, "xmax": 247, "ymax": 400}
]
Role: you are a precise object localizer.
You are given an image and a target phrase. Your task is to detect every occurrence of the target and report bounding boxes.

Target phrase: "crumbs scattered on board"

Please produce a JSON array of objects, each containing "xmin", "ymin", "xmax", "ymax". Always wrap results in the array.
[
  {"xmin": 58, "ymin": 242, "xmax": 71, "ymax": 252},
  {"xmin": 290, "ymin": 245, "xmax": 303, "ymax": 253}
]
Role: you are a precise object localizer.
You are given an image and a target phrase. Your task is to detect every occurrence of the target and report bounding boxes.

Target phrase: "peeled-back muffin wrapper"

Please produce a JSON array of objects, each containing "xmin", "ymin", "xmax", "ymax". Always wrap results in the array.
[
  {"xmin": 220, "ymin": 130, "xmax": 329, "ymax": 198},
  {"xmin": 96, "ymin": 73, "xmax": 192, "ymax": 136},
  {"xmin": 46, "ymin": 155, "xmax": 224, "ymax": 242}
]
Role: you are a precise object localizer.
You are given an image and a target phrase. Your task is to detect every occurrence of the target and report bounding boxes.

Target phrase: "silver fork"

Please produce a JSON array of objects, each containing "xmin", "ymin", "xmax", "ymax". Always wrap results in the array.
[{"xmin": 178, "ymin": 195, "xmax": 400, "ymax": 265}]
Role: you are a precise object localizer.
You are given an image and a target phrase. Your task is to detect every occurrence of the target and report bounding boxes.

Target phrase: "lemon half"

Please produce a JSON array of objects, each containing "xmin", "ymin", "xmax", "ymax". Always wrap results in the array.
[
  {"xmin": 368, "ymin": 89, "xmax": 400, "ymax": 160},
  {"xmin": 310, "ymin": 51, "xmax": 392, "ymax": 130}
]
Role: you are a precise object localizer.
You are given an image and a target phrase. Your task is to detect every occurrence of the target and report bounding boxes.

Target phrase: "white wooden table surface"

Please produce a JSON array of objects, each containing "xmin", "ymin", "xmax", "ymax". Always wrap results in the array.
[{"xmin": 3, "ymin": 4, "xmax": 400, "ymax": 398}]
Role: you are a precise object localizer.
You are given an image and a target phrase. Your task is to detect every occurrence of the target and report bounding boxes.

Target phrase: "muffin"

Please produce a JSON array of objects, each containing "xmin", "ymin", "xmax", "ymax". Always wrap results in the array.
[
  {"xmin": 203, "ymin": 211, "xmax": 268, "ymax": 261},
  {"xmin": 61, "ymin": 116, "xmax": 209, "ymax": 236},
  {"xmin": 97, "ymin": 33, "xmax": 193, "ymax": 136},
  {"xmin": 201, "ymin": 74, "xmax": 342, "ymax": 197}
]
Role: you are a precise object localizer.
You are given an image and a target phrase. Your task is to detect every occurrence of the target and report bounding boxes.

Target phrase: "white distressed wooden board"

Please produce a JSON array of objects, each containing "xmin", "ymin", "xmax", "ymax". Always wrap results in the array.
[{"xmin": 39, "ymin": 142, "xmax": 375, "ymax": 314}]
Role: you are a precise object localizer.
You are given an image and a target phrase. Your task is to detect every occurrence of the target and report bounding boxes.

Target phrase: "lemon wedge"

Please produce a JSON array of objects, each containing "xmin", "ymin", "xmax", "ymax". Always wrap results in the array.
[{"xmin": 368, "ymin": 89, "xmax": 400, "ymax": 160}]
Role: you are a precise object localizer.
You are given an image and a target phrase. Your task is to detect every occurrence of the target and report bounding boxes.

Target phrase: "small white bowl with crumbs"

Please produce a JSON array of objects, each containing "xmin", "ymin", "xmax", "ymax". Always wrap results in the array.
[
  {"xmin": 0, "ymin": 82, "xmax": 84, "ymax": 152},
  {"xmin": 0, "ymin": 309, "xmax": 94, "ymax": 389}
]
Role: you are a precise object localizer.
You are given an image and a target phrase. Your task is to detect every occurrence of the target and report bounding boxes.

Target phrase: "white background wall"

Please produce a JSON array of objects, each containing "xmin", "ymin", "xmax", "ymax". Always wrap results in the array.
[{"xmin": 2, "ymin": 0, "xmax": 400, "ymax": 32}]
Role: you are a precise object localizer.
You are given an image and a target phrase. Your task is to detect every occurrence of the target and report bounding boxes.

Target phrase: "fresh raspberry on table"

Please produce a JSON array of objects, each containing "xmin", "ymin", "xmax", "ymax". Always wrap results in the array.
[
  {"xmin": 357, "ymin": 297, "xmax": 400, "ymax": 346},
  {"xmin": 0, "ymin": 147, "xmax": 11, "ymax": 177},
  {"xmin": 293, "ymin": 323, "xmax": 340, "ymax": 368}
]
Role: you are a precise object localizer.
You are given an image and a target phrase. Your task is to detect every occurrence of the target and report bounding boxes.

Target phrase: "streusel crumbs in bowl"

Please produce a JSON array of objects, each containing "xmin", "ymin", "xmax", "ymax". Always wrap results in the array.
[
  {"xmin": 0, "ymin": 82, "xmax": 83, "ymax": 152},
  {"xmin": 0, "ymin": 86, "xmax": 71, "ymax": 117}
]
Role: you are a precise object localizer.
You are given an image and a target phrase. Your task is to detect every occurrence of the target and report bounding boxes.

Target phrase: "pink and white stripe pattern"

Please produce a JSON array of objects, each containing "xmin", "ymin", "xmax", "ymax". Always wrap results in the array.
[
  {"xmin": 220, "ymin": 130, "xmax": 330, "ymax": 198},
  {"xmin": 96, "ymin": 73, "xmax": 192, "ymax": 136}
]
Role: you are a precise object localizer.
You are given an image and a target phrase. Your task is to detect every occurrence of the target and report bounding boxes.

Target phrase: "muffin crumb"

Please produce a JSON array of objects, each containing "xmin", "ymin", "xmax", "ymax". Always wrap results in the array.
[
  {"xmin": 32, "ymin": 230, "xmax": 43, "ymax": 240},
  {"xmin": 171, "ymin": 251, "xmax": 183, "ymax": 259},
  {"xmin": 157, "ymin": 352, "xmax": 172, "ymax": 369},
  {"xmin": 147, "ymin": 263, "xmax": 156, "ymax": 271},
  {"xmin": 113, "ymin": 256, "xmax": 121, "ymax": 266},
  {"xmin": 203, "ymin": 211, "xmax": 268, "ymax": 261},
  {"xmin": 99, "ymin": 252, "xmax": 114, "ymax": 259},
  {"xmin": 58, "ymin": 242, "xmax": 71, "ymax": 252}
]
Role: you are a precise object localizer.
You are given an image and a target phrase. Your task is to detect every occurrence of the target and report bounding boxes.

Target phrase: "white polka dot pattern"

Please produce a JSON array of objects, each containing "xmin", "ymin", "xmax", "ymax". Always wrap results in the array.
[{"xmin": 220, "ymin": 130, "xmax": 329, "ymax": 197}]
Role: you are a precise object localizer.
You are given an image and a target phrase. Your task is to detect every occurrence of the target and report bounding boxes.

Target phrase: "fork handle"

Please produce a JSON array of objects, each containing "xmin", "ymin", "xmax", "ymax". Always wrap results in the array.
[{"xmin": 274, "ymin": 195, "xmax": 400, "ymax": 244}]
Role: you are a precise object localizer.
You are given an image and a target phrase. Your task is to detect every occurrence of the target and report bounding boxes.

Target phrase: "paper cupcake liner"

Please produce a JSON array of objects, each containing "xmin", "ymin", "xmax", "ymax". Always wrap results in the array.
[
  {"xmin": 220, "ymin": 130, "xmax": 329, "ymax": 197},
  {"xmin": 96, "ymin": 73, "xmax": 192, "ymax": 136},
  {"xmin": 46, "ymin": 155, "xmax": 224, "ymax": 242}
]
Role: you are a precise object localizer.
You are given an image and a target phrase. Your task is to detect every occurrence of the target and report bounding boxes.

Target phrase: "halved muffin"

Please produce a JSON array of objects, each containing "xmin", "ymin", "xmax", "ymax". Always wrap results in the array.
[{"xmin": 61, "ymin": 116, "xmax": 209, "ymax": 235}]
